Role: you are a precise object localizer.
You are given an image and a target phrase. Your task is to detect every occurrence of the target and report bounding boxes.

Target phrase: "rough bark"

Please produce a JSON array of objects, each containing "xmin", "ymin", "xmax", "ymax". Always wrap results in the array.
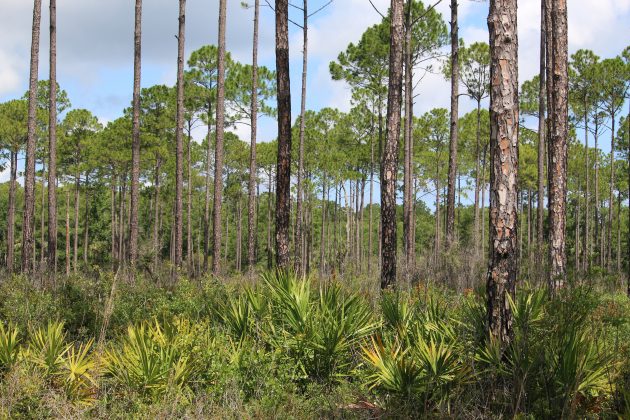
[
  {"xmin": 129, "ymin": 0, "xmax": 142, "ymax": 269},
  {"xmin": 247, "ymin": 0, "xmax": 260, "ymax": 276},
  {"xmin": 473, "ymin": 101, "xmax": 482, "ymax": 253},
  {"xmin": 445, "ymin": 0, "xmax": 459, "ymax": 248},
  {"xmin": 606, "ymin": 115, "xmax": 616, "ymax": 270},
  {"xmin": 187, "ymin": 128, "xmax": 193, "ymax": 276},
  {"xmin": 548, "ymin": 0, "xmax": 568, "ymax": 290},
  {"xmin": 380, "ymin": 0, "xmax": 404, "ymax": 289},
  {"xmin": 583, "ymin": 101, "xmax": 590, "ymax": 272},
  {"xmin": 173, "ymin": 0, "xmax": 186, "ymax": 270},
  {"xmin": 73, "ymin": 172, "xmax": 80, "ymax": 273},
  {"xmin": 211, "ymin": 0, "xmax": 228, "ymax": 274},
  {"xmin": 486, "ymin": 0, "xmax": 518, "ymax": 347},
  {"xmin": 65, "ymin": 191, "xmax": 70, "ymax": 276},
  {"xmin": 275, "ymin": 0, "xmax": 292, "ymax": 270},
  {"xmin": 203, "ymin": 100, "xmax": 212, "ymax": 273},
  {"xmin": 22, "ymin": 0, "xmax": 42, "ymax": 273}
]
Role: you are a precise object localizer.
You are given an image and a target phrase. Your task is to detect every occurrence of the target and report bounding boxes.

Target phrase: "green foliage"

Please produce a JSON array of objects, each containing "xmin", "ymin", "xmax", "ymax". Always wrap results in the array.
[{"xmin": 0, "ymin": 323, "xmax": 20, "ymax": 371}]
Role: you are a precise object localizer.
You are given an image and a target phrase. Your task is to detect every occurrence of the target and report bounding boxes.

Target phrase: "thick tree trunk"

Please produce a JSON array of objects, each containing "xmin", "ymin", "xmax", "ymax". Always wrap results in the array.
[
  {"xmin": 212, "ymin": 0, "xmax": 227, "ymax": 274},
  {"xmin": 275, "ymin": 0, "xmax": 292, "ymax": 270},
  {"xmin": 380, "ymin": 0, "xmax": 404, "ymax": 289},
  {"xmin": 173, "ymin": 0, "xmax": 186, "ymax": 271},
  {"xmin": 548, "ymin": 0, "xmax": 568, "ymax": 290},
  {"xmin": 247, "ymin": 0, "xmax": 260, "ymax": 276},
  {"xmin": 487, "ymin": 0, "xmax": 518, "ymax": 347},
  {"xmin": 47, "ymin": 0, "xmax": 57, "ymax": 273},
  {"xmin": 22, "ymin": 0, "xmax": 42, "ymax": 273},
  {"xmin": 7, "ymin": 151, "xmax": 17, "ymax": 273},
  {"xmin": 129, "ymin": 0, "xmax": 142, "ymax": 269},
  {"xmin": 445, "ymin": 0, "xmax": 459, "ymax": 248}
]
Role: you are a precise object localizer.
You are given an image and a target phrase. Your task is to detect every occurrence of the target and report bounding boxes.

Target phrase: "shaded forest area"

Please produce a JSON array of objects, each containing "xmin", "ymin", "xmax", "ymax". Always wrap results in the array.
[{"xmin": 0, "ymin": 0, "xmax": 629, "ymax": 418}]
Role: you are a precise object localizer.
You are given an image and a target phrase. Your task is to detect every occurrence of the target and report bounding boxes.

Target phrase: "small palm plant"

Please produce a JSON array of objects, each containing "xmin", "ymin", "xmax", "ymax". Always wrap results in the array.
[{"xmin": 0, "ymin": 323, "xmax": 21, "ymax": 372}]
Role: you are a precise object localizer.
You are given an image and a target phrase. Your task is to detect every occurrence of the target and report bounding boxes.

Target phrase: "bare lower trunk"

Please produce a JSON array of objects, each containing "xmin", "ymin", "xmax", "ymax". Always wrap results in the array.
[
  {"xmin": 536, "ymin": 0, "xmax": 546, "ymax": 266},
  {"xmin": 275, "ymin": 0, "xmax": 292, "ymax": 269},
  {"xmin": 548, "ymin": 0, "xmax": 568, "ymax": 289},
  {"xmin": 203, "ymin": 101, "xmax": 212, "ymax": 273},
  {"xmin": 173, "ymin": 0, "xmax": 186, "ymax": 271},
  {"xmin": 7, "ymin": 151, "xmax": 17, "ymax": 273},
  {"xmin": 187, "ymin": 129, "xmax": 193, "ymax": 276},
  {"xmin": 129, "ymin": 0, "xmax": 142, "ymax": 269},
  {"xmin": 22, "ymin": 0, "xmax": 42, "ymax": 274},
  {"xmin": 47, "ymin": 0, "xmax": 58, "ymax": 273},
  {"xmin": 65, "ymin": 191, "xmax": 70, "ymax": 277},
  {"xmin": 295, "ymin": 0, "xmax": 308, "ymax": 275},
  {"xmin": 154, "ymin": 160, "xmax": 161, "ymax": 271},
  {"xmin": 403, "ymin": 3, "xmax": 413, "ymax": 277},
  {"xmin": 445, "ymin": 0, "xmax": 459, "ymax": 248},
  {"xmin": 73, "ymin": 173, "xmax": 80, "ymax": 273},
  {"xmin": 487, "ymin": 0, "xmax": 518, "ymax": 347},
  {"xmin": 83, "ymin": 175, "xmax": 90, "ymax": 266},
  {"xmin": 606, "ymin": 115, "xmax": 616, "ymax": 271},
  {"xmin": 380, "ymin": 0, "xmax": 404, "ymax": 289},
  {"xmin": 247, "ymin": 0, "xmax": 260, "ymax": 276},
  {"xmin": 212, "ymin": 0, "xmax": 227, "ymax": 274},
  {"xmin": 473, "ymin": 101, "xmax": 482, "ymax": 253}
]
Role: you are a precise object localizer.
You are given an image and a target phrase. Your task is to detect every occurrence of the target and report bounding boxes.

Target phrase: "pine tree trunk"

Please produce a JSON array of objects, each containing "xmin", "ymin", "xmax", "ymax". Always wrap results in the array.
[
  {"xmin": 275, "ymin": 0, "xmax": 292, "ymax": 270},
  {"xmin": 203, "ymin": 99, "xmax": 212, "ymax": 273},
  {"xmin": 369, "ymin": 123, "xmax": 375, "ymax": 273},
  {"xmin": 607, "ymin": 114, "xmax": 616, "ymax": 271},
  {"xmin": 403, "ymin": 3, "xmax": 413, "ymax": 278},
  {"xmin": 47, "ymin": 0, "xmax": 58, "ymax": 274},
  {"xmin": 236, "ymin": 198, "xmax": 242, "ymax": 272},
  {"xmin": 212, "ymin": 0, "xmax": 228, "ymax": 274},
  {"xmin": 583, "ymin": 102, "xmax": 590, "ymax": 272},
  {"xmin": 380, "ymin": 0, "xmax": 404, "ymax": 289},
  {"xmin": 487, "ymin": 0, "xmax": 518, "ymax": 347},
  {"xmin": 83, "ymin": 175, "xmax": 90, "ymax": 266},
  {"xmin": 129, "ymin": 0, "xmax": 142, "ymax": 269},
  {"xmin": 320, "ymin": 172, "xmax": 327, "ymax": 277},
  {"xmin": 267, "ymin": 169, "xmax": 273, "ymax": 269},
  {"xmin": 7, "ymin": 151, "xmax": 17, "ymax": 273},
  {"xmin": 594, "ymin": 120, "xmax": 600, "ymax": 266},
  {"xmin": 22, "ymin": 0, "xmax": 42, "ymax": 274},
  {"xmin": 247, "ymin": 0, "xmax": 260, "ymax": 276},
  {"xmin": 73, "ymin": 172, "xmax": 80, "ymax": 273},
  {"xmin": 445, "ymin": 0, "xmax": 459, "ymax": 248},
  {"xmin": 473, "ymin": 101, "xmax": 482, "ymax": 254},
  {"xmin": 548, "ymin": 0, "xmax": 568, "ymax": 289},
  {"xmin": 173, "ymin": 0, "xmax": 186, "ymax": 271},
  {"xmin": 111, "ymin": 181, "xmax": 117, "ymax": 265},
  {"xmin": 537, "ymin": 0, "xmax": 546, "ymax": 268},
  {"xmin": 65, "ymin": 191, "xmax": 70, "ymax": 277},
  {"xmin": 187, "ymin": 128, "xmax": 193, "ymax": 276},
  {"xmin": 154, "ymin": 159, "xmax": 161, "ymax": 271},
  {"xmin": 40, "ymin": 161, "xmax": 46, "ymax": 268}
]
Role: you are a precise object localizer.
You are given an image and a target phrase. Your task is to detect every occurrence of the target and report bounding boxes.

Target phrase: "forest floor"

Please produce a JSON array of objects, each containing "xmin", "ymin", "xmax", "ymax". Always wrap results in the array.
[{"xmin": 0, "ymin": 270, "xmax": 628, "ymax": 419}]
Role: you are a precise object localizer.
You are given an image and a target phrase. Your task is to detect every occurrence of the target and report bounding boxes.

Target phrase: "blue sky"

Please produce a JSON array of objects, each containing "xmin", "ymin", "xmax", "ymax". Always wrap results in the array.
[{"xmin": 1, "ymin": 0, "xmax": 629, "ymax": 186}]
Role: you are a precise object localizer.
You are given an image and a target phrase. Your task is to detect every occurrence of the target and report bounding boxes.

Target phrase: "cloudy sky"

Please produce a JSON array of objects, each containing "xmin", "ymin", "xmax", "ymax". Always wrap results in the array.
[{"xmin": 1, "ymin": 0, "xmax": 629, "ymax": 145}]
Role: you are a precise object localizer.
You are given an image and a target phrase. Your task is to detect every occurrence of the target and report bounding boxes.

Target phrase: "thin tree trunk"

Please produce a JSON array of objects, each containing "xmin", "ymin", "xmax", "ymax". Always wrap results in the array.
[
  {"xmin": 173, "ymin": 0, "xmax": 186, "ymax": 271},
  {"xmin": 83, "ymin": 175, "xmax": 90, "ymax": 266},
  {"xmin": 583, "ymin": 101, "xmax": 590, "ymax": 272},
  {"xmin": 473, "ymin": 100, "xmax": 482, "ymax": 254},
  {"xmin": 154, "ymin": 159, "xmax": 161, "ymax": 271},
  {"xmin": 548, "ymin": 0, "xmax": 568, "ymax": 289},
  {"xmin": 275, "ymin": 0, "xmax": 292, "ymax": 270},
  {"xmin": 7, "ymin": 151, "xmax": 17, "ymax": 273},
  {"xmin": 537, "ymin": 0, "xmax": 546, "ymax": 270},
  {"xmin": 22, "ymin": 0, "xmax": 42, "ymax": 273},
  {"xmin": 295, "ymin": 0, "xmax": 308, "ymax": 275},
  {"xmin": 187, "ymin": 127, "xmax": 193, "ymax": 276},
  {"xmin": 445, "ymin": 0, "xmax": 459, "ymax": 248},
  {"xmin": 111, "ymin": 180, "xmax": 117, "ymax": 265},
  {"xmin": 267, "ymin": 169, "xmax": 273, "ymax": 269},
  {"xmin": 403, "ymin": 3, "xmax": 413, "ymax": 277},
  {"xmin": 236, "ymin": 198, "xmax": 243, "ymax": 272},
  {"xmin": 129, "ymin": 0, "xmax": 142, "ymax": 269},
  {"xmin": 487, "ymin": 0, "xmax": 518, "ymax": 347},
  {"xmin": 247, "ymin": 0, "xmax": 260, "ymax": 276},
  {"xmin": 380, "ymin": 0, "xmax": 404, "ymax": 289},
  {"xmin": 481, "ymin": 144, "xmax": 488, "ymax": 257},
  {"xmin": 65, "ymin": 191, "xmax": 70, "ymax": 277},
  {"xmin": 73, "ymin": 172, "xmax": 80, "ymax": 273},
  {"xmin": 212, "ymin": 0, "xmax": 227, "ymax": 274},
  {"xmin": 575, "ymin": 181, "xmax": 581, "ymax": 273},
  {"xmin": 607, "ymin": 113, "xmax": 616, "ymax": 271},
  {"xmin": 320, "ymin": 172, "xmax": 327, "ymax": 277},
  {"xmin": 47, "ymin": 0, "xmax": 57, "ymax": 273},
  {"xmin": 203, "ymin": 100, "xmax": 212, "ymax": 273},
  {"xmin": 40, "ymin": 160, "xmax": 46, "ymax": 268},
  {"xmin": 369, "ymin": 121, "xmax": 375, "ymax": 272}
]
